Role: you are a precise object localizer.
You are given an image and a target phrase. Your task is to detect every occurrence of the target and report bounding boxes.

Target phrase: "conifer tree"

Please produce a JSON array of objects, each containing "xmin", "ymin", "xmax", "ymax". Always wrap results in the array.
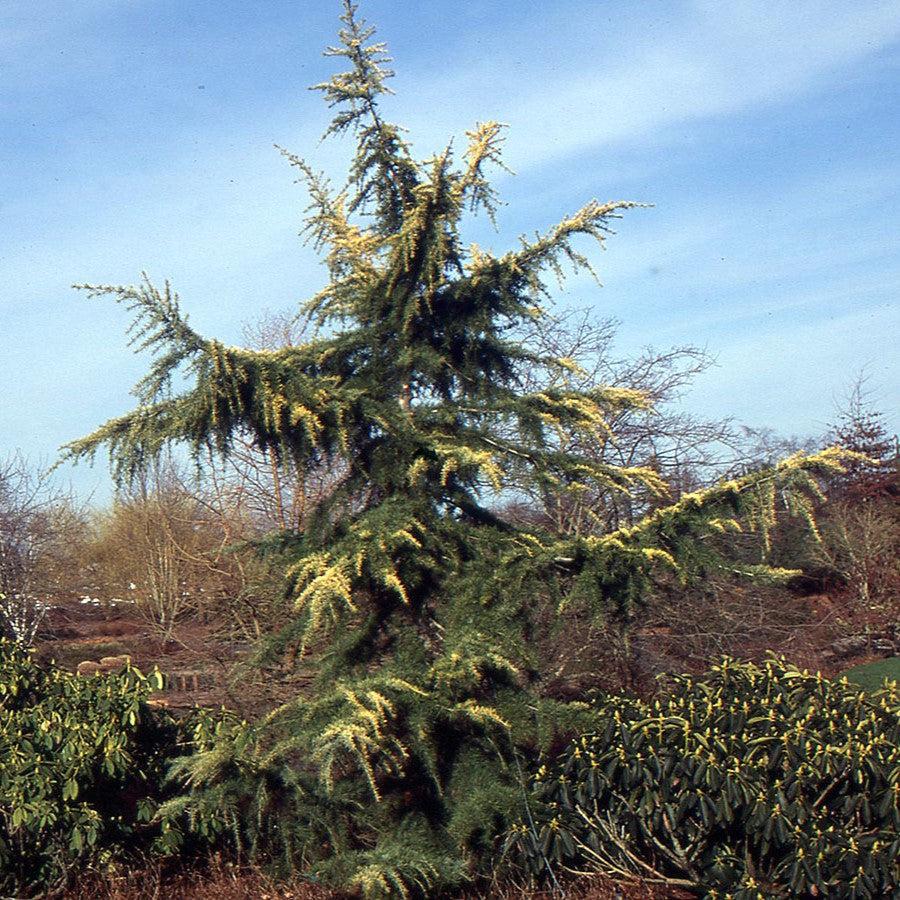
[
  {"xmin": 827, "ymin": 375, "xmax": 897, "ymax": 499},
  {"xmin": 66, "ymin": 3, "xmax": 857, "ymax": 894}
]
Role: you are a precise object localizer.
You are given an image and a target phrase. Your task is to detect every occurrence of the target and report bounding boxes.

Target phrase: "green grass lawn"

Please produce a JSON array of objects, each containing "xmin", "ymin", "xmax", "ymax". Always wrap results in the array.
[{"xmin": 842, "ymin": 656, "xmax": 900, "ymax": 691}]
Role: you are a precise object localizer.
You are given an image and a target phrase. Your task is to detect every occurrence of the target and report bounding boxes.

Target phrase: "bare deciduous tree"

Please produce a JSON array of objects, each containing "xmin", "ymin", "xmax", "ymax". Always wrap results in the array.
[
  {"xmin": 507, "ymin": 309, "xmax": 738, "ymax": 535},
  {"xmin": 87, "ymin": 462, "xmax": 241, "ymax": 643},
  {"xmin": 814, "ymin": 500, "xmax": 900, "ymax": 637},
  {"xmin": 0, "ymin": 454, "xmax": 82, "ymax": 644}
]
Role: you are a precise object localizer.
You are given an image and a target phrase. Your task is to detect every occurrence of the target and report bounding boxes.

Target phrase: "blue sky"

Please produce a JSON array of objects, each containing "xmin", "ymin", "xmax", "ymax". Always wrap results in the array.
[{"xmin": 2, "ymin": 0, "xmax": 898, "ymax": 500}]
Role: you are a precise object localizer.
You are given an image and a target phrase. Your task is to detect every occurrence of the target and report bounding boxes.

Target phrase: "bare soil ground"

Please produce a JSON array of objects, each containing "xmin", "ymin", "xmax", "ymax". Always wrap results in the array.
[
  {"xmin": 34, "ymin": 597, "xmax": 243, "ymax": 710},
  {"xmin": 33, "ymin": 587, "xmax": 889, "ymax": 718}
]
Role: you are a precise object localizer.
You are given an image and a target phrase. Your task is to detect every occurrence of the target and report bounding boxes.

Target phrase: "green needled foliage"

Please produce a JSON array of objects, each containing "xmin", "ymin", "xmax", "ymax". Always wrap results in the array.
[{"xmin": 66, "ymin": 3, "xmax": 862, "ymax": 895}]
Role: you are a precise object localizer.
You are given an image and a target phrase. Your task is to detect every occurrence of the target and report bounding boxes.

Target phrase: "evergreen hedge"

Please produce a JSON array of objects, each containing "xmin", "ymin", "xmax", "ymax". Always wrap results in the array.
[
  {"xmin": 508, "ymin": 658, "xmax": 900, "ymax": 898},
  {"xmin": 0, "ymin": 639, "xmax": 179, "ymax": 896}
]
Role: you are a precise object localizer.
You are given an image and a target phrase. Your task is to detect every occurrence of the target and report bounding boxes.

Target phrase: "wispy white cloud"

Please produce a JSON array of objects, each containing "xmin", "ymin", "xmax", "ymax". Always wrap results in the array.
[
  {"xmin": 0, "ymin": 0, "xmax": 146, "ymax": 40},
  {"xmin": 535, "ymin": 157, "xmax": 900, "ymax": 315},
  {"xmin": 395, "ymin": 1, "xmax": 900, "ymax": 170}
]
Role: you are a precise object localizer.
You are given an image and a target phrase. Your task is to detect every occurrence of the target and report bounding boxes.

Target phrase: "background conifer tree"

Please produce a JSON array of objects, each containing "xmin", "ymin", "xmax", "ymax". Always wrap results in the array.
[
  {"xmin": 66, "ymin": 3, "xmax": 857, "ymax": 894},
  {"xmin": 826, "ymin": 373, "xmax": 897, "ymax": 500}
]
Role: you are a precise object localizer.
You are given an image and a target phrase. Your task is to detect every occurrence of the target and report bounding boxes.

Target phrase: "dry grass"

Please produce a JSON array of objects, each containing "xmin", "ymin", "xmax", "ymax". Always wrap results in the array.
[
  {"xmin": 59, "ymin": 857, "xmax": 687, "ymax": 900},
  {"xmin": 59, "ymin": 857, "xmax": 330, "ymax": 900}
]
